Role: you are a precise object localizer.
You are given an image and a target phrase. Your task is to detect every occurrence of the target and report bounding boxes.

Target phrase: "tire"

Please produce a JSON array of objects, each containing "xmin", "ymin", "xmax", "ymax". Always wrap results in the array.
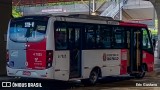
[
  {"xmin": 135, "ymin": 65, "xmax": 146, "ymax": 79},
  {"xmin": 81, "ymin": 70, "xmax": 99, "ymax": 86}
]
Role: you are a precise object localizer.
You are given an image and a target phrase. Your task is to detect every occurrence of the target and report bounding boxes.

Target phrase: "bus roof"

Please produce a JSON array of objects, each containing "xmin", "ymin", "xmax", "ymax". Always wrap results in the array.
[
  {"xmin": 120, "ymin": 21, "xmax": 147, "ymax": 28},
  {"xmin": 13, "ymin": 14, "xmax": 148, "ymax": 28}
]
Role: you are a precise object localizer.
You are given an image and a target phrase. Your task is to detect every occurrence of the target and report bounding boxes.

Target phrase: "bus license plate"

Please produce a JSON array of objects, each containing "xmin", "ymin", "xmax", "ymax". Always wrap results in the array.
[{"xmin": 23, "ymin": 71, "xmax": 31, "ymax": 76}]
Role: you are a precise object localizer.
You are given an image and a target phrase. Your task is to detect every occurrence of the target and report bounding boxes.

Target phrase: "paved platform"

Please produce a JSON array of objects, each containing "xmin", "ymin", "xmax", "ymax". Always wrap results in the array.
[{"xmin": 0, "ymin": 76, "xmax": 19, "ymax": 81}]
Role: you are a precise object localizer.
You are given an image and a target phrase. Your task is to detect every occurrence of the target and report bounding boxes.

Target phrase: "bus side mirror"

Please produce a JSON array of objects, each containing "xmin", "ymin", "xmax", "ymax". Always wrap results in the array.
[{"xmin": 148, "ymin": 30, "xmax": 152, "ymax": 39}]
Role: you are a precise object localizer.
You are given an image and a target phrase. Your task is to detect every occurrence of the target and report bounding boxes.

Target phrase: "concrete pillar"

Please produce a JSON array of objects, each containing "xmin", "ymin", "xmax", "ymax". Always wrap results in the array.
[
  {"xmin": 0, "ymin": 0, "xmax": 12, "ymax": 75},
  {"xmin": 149, "ymin": 0, "xmax": 160, "ymax": 69},
  {"xmin": 153, "ymin": 8, "xmax": 160, "ymax": 69},
  {"xmin": 92, "ymin": 0, "xmax": 95, "ymax": 13},
  {"xmin": 156, "ymin": 8, "xmax": 160, "ymax": 64}
]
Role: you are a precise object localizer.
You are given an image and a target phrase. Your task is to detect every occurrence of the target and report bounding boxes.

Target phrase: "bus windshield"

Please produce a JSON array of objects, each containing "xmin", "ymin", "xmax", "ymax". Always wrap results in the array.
[{"xmin": 9, "ymin": 20, "xmax": 48, "ymax": 42}]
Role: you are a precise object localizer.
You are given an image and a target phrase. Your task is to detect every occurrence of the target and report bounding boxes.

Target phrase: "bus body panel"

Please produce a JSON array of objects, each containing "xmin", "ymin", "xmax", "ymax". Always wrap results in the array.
[
  {"xmin": 120, "ymin": 49, "xmax": 128, "ymax": 75},
  {"xmin": 81, "ymin": 50, "xmax": 121, "ymax": 78},
  {"xmin": 7, "ymin": 39, "xmax": 26, "ymax": 50},
  {"xmin": 27, "ymin": 39, "xmax": 46, "ymax": 50},
  {"xmin": 120, "ymin": 60, "xmax": 127, "ymax": 75},
  {"xmin": 26, "ymin": 50, "xmax": 47, "ymax": 69},
  {"xmin": 8, "ymin": 50, "xmax": 27, "ymax": 69},
  {"xmin": 46, "ymin": 17, "xmax": 55, "ymax": 50},
  {"xmin": 7, "ymin": 37, "xmax": 47, "ymax": 70},
  {"xmin": 54, "ymin": 51, "xmax": 70, "ymax": 81},
  {"xmin": 26, "ymin": 38, "xmax": 47, "ymax": 69},
  {"xmin": 143, "ymin": 51, "xmax": 154, "ymax": 72},
  {"xmin": 7, "ymin": 35, "xmax": 27, "ymax": 69}
]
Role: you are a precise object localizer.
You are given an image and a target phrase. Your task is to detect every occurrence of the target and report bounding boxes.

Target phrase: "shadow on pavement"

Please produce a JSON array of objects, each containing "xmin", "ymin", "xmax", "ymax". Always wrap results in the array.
[{"xmin": 0, "ymin": 76, "xmax": 136, "ymax": 90}]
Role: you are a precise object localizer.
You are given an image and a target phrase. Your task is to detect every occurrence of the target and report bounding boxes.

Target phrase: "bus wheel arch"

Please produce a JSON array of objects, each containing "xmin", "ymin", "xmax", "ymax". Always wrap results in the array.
[
  {"xmin": 92, "ymin": 66, "xmax": 102, "ymax": 78},
  {"xmin": 135, "ymin": 64, "xmax": 147, "ymax": 79},
  {"xmin": 81, "ymin": 66, "xmax": 101, "ymax": 85}
]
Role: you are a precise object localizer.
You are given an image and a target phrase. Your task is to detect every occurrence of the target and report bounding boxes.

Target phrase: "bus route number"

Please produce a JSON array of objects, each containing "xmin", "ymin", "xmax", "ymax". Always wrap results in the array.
[
  {"xmin": 25, "ymin": 22, "xmax": 34, "ymax": 27},
  {"xmin": 33, "ymin": 53, "xmax": 42, "ymax": 57},
  {"xmin": 58, "ymin": 54, "xmax": 66, "ymax": 58}
]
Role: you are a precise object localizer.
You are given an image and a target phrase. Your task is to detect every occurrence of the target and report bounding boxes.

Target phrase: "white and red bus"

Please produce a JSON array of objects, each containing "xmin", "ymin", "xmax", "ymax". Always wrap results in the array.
[{"xmin": 6, "ymin": 14, "xmax": 154, "ymax": 85}]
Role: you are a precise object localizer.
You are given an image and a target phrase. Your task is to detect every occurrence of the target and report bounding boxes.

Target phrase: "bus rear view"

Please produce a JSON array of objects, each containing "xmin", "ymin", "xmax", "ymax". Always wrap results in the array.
[
  {"xmin": 6, "ymin": 16, "xmax": 53, "ymax": 78},
  {"xmin": 6, "ymin": 15, "xmax": 154, "ymax": 85}
]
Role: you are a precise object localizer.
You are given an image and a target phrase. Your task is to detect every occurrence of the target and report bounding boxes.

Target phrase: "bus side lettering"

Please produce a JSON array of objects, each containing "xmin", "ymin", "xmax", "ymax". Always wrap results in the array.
[{"xmin": 107, "ymin": 54, "xmax": 119, "ymax": 60}]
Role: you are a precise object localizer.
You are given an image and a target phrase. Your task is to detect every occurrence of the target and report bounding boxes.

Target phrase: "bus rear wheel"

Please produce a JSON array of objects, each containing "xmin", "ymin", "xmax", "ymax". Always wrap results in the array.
[{"xmin": 81, "ymin": 70, "xmax": 99, "ymax": 86}]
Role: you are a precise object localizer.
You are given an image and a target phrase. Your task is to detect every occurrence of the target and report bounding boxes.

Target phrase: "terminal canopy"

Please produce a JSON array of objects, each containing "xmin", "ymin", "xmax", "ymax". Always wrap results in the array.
[{"xmin": 12, "ymin": 0, "xmax": 87, "ymax": 6}]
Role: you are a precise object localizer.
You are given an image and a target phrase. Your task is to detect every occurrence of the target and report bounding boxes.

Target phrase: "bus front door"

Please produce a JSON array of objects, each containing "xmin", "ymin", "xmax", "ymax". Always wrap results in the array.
[
  {"xmin": 69, "ymin": 27, "xmax": 81, "ymax": 78},
  {"xmin": 130, "ymin": 30, "xmax": 142, "ymax": 73}
]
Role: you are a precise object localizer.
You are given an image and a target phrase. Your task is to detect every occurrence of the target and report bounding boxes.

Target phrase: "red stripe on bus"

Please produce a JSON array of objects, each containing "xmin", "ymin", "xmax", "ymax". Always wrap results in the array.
[
  {"xmin": 26, "ymin": 39, "xmax": 47, "ymax": 70},
  {"xmin": 120, "ymin": 49, "xmax": 128, "ymax": 75},
  {"xmin": 26, "ymin": 39, "xmax": 46, "ymax": 50},
  {"xmin": 119, "ymin": 22, "xmax": 147, "ymax": 27},
  {"xmin": 26, "ymin": 50, "xmax": 47, "ymax": 70}
]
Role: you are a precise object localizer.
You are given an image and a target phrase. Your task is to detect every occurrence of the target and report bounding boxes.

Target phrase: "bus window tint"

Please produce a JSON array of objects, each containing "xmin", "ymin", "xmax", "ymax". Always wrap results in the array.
[
  {"xmin": 9, "ymin": 26, "xmax": 27, "ymax": 42},
  {"xmin": 55, "ymin": 28, "xmax": 68, "ymax": 50},
  {"xmin": 9, "ymin": 20, "xmax": 47, "ymax": 42},
  {"xmin": 97, "ymin": 25, "xmax": 111, "ymax": 48},
  {"xmin": 142, "ymin": 28, "xmax": 152, "ymax": 52},
  {"xmin": 85, "ymin": 25, "xmax": 96, "ymax": 49},
  {"xmin": 113, "ymin": 27, "xmax": 126, "ymax": 48},
  {"xmin": 28, "ymin": 22, "xmax": 46, "ymax": 42}
]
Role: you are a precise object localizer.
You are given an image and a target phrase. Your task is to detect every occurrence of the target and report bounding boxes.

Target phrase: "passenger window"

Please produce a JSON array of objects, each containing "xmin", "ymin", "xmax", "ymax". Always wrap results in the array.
[
  {"xmin": 55, "ymin": 28, "xmax": 68, "ymax": 50},
  {"xmin": 97, "ymin": 25, "xmax": 112, "ymax": 48},
  {"xmin": 85, "ymin": 25, "xmax": 96, "ymax": 49},
  {"xmin": 142, "ymin": 28, "xmax": 152, "ymax": 52},
  {"xmin": 113, "ymin": 27, "xmax": 126, "ymax": 48}
]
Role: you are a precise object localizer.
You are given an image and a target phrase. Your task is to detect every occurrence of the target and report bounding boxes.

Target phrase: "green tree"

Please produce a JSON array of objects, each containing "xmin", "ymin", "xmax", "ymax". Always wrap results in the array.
[{"xmin": 12, "ymin": 7, "xmax": 22, "ymax": 18}]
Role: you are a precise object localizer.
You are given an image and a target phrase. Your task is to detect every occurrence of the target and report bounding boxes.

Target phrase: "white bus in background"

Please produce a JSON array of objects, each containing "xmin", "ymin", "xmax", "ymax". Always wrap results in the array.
[
  {"xmin": 6, "ymin": 14, "xmax": 154, "ymax": 85},
  {"xmin": 154, "ymin": 41, "xmax": 160, "ymax": 71}
]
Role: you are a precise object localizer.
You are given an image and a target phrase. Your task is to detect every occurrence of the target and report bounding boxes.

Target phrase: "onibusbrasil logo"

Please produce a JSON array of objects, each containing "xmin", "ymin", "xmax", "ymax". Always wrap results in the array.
[{"xmin": 1, "ymin": 82, "xmax": 42, "ymax": 88}]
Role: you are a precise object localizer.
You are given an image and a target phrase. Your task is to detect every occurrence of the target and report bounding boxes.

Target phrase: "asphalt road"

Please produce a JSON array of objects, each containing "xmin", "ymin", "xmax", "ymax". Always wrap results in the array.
[{"xmin": 0, "ymin": 73, "xmax": 160, "ymax": 90}]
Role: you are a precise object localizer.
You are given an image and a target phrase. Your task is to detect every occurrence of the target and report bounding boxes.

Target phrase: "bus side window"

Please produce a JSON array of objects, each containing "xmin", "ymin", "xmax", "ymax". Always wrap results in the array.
[
  {"xmin": 96, "ymin": 25, "xmax": 103, "ymax": 48},
  {"xmin": 85, "ymin": 25, "xmax": 96, "ymax": 49},
  {"xmin": 113, "ymin": 27, "xmax": 126, "ymax": 48},
  {"xmin": 55, "ymin": 28, "xmax": 68, "ymax": 50},
  {"xmin": 97, "ymin": 25, "xmax": 111, "ymax": 49},
  {"xmin": 142, "ymin": 28, "xmax": 152, "ymax": 52}
]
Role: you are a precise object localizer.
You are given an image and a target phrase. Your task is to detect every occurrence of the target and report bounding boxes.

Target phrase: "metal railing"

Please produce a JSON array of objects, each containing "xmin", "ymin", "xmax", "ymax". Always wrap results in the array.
[{"xmin": 100, "ymin": 0, "xmax": 128, "ymax": 19}]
